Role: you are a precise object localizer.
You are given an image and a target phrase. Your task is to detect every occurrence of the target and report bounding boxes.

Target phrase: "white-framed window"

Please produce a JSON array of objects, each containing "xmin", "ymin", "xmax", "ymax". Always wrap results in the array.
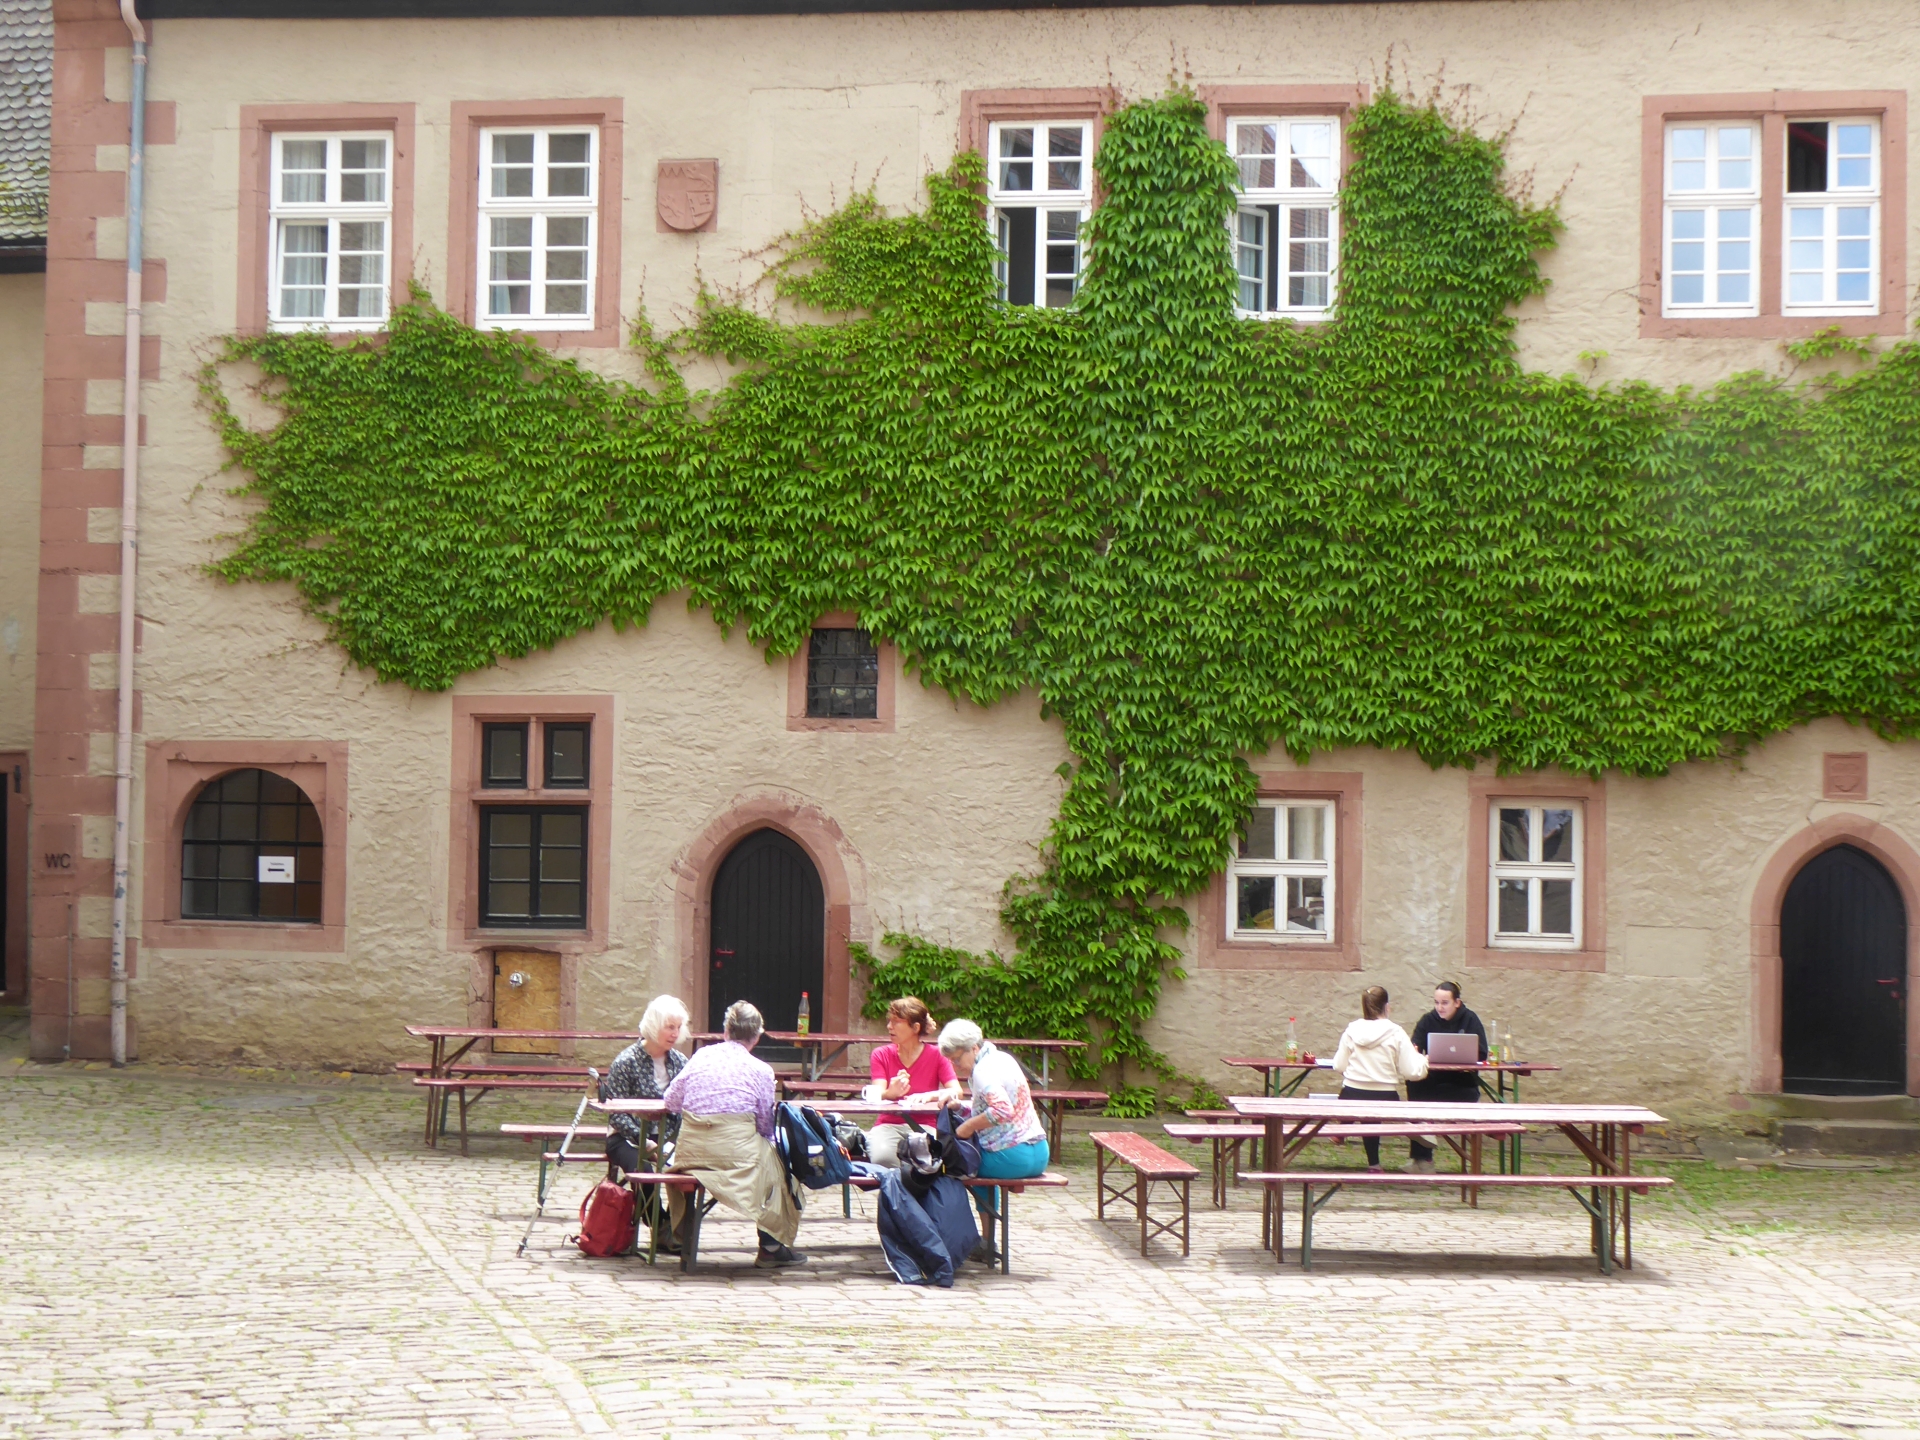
[
  {"xmin": 985, "ymin": 120, "xmax": 1091, "ymax": 309},
  {"xmin": 1662, "ymin": 122, "xmax": 1759, "ymax": 317},
  {"xmin": 1488, "ymin": 803, "xmax": 1581, "ymax": 948},
  {"xmin": 1784, "ymin": 119, "xmax": 1879, "ymax": 314},
  {"xmin": 477, "ymin": 127, "xmax": 598, "ymax": 330},
  {"xmin": 1228, "ymin": 800, "xmax": 1334, "ymax": 941},
  {"xmin": 1228, "ymin": 116, "xmax": 1339, "ymax": 318},
  {"xmin": 268, "ymin": 132, "xmax": 391, "ymax": 330}
]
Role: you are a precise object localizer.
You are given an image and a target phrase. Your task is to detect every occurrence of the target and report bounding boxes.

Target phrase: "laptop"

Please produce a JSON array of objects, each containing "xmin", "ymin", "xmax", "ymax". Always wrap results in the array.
[{"xmin": 1426, "ymin": 1032, "xmax": 1480, "ymax": 1065}]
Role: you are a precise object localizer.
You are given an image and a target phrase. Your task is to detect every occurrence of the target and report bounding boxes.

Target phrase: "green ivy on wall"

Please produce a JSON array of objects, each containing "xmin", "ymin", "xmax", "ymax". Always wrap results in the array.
[{"xmin": 207, "ymin": 91, "xmax": 1920, "ymax": 1096}]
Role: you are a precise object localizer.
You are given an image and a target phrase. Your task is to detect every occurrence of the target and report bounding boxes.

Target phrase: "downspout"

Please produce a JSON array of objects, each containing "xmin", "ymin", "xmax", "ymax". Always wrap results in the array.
[{"xmin": 109, "ymin": 0, "xmax": 148, "ymax": 1067}]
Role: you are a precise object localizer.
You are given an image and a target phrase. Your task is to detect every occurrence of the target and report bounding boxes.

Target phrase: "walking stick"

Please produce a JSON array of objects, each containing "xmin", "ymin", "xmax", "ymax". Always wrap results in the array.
[{"xmin": 517, "ymin": 1065, "xmax": 600, "ymax": 1257}]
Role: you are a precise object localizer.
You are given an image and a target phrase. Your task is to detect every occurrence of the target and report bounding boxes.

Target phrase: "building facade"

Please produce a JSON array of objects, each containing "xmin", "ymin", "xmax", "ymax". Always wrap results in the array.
[{"xmin": 13, "ymin": 0, "xmax": 1920, "ymax": 1113}]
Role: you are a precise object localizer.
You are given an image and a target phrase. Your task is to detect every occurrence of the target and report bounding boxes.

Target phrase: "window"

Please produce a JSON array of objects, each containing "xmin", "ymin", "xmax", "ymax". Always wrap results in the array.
[
  {"xmin": 477, "ymin": 127, "xmax": 598, "ymax": 329},
  {"xmin": 986, "ymin": 121, "xmax": 1090, "ymax": 308},
  {"xmin": 483, "ymin": 723, "xmax": 529, "ymax": 787},
  {"xmin": 180, "ymin": 768, "xmax": 323, "ymax": 922},
  {"xmin": 1784, "ymin": 120, "xmax": 1879, "ymax": 312},
  {"xmin": 1227, "ymin": 801, "xmax": 1334, "ymax": 941},
  {"xmin": 806, "ymin": 629, "xmax": 880, "ymax": 719},
  {"xmin": 1488, "ymin": 803, "xmax": 1581, "ymax": 948},
  {"xmin": 269, "ymin": 133, "xmax": 391, "ymax": 329},
  {"xmin": 480, "ymin": 807, "xmax": 586, "ymax": 926},
  {"xmin": 1663, "ymin": 122, "xmax": 1759, "ymax": 316},
  {"xmin": 544, "ymin": 724, "xmax": 589, "ymax": 787},
  {"xmin": 1229, "ymin": 117, "xmax": 1339, "ymax": 317}
]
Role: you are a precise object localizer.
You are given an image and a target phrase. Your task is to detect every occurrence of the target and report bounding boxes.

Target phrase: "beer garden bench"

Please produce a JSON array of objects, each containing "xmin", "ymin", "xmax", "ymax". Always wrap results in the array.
[{"xmin": 1090, "ymin": 1131, "xmax": 1200, "ymax": 1257}]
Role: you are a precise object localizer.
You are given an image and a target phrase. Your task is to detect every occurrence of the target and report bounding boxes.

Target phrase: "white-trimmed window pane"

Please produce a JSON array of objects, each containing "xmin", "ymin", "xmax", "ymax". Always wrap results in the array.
[
  {"xmin": 1288, "ymin": 207, "xmax": 1331, "ymax": 308},
  {"xmin": 281, "ymin": 140, "xmax": 327, "ymax": 202},
  {"xmin": 1716, "ymin": 125, "xmax": 1752, "ymax": 190},
  {"xmin": 1540, "ymin": 880, "xmax": 1574, "ymax": 935},
  {"xmin": 1047, "ymin": 125, "xmax": 1083, "ymax": 192},
  {"xmin": 1497, "ymin": 879, "xmax": 1529, "ymax": 933},
  {"xmin": 1289, "ymin": 123, "xmax": 1333, "ymax": 188},
  {"xmin": 1490, "ymin": 802, "xmax": 1581, "ymax": 945},
  {"xmin": 1044, "ymin": 209, "xmax": 1079, "ymax": 307},
  {"xmin": 278, "ymin": 223, "xmax": 327, "ymax": 317},
  {"xmin": 1237, "ymin": 875, "xmax": 1276, "ymax": 930},
  {"xmin": 1286, "ymin": 805, "xmax": 1325, "ymax": 862},
  {"xmin": 1230, "ymin": 801, "xmax": 1335, "ymax": 942},
  {"xmin": 547, "ymin": 132, "xmax": 592, "ymax": 197},
  {"xmin": 489, "ymin": 216, "xmax": 533, "ymax": 314},
  {"xmin": 339, "ymin": 139, "xmax": 386, "ymax": 203},
  {"xmin": 998, "ymin": 126, "xmax": 1035, "ymax": 192},
  {"xmin": 1668, "ymin": 127, "xmax": 1706, "ymax": 190},
  {"xmin": 1235, "ymin": 209, "xmax": 1266, "ymax": 310},
  {"xmin": 1239, "ymin": 803, "xmax": 1276, "ymax": 860},
  {"xmin": 1835, "ymin": 124, "xmax": 1873, "ymax": 188},
  {"xmin": 1235, "ymin": 122, "xmax": 1277, "ymax": 189},
  {"xmin": 1789, "ymin": 208, "xmax": 1825, "ymax": 303},
  {"xmin": 491, "ymin": 133, "xmax": 535, "ymax": 197}
]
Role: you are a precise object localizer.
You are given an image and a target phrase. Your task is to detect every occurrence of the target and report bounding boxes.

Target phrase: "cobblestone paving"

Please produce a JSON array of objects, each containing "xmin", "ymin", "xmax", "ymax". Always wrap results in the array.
[{"xmin": 4, "ymin": 1058, "xmax": 1920, "ymax": 1439}]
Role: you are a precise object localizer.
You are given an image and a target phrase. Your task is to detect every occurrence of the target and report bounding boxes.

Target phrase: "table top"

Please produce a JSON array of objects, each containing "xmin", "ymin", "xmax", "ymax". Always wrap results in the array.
[
  {"xmin": 412, "ymin": 1025, "xmax": 1087, "ymax": 1049},
  {"xmin": 407, "ymin": 1026, "xmax": 644, "ymax": 1041},
  {"xmin": 593, "ymin": 1097, "xmax": 924, "ymax": 1118},
  {"xmin": 1223, "ymin": 1055, "xmax": 1558, "ymax": 1074},
  {"xmin": 1227, "ymin": 1095, "xmax": 1665, "ymax": 1126}
]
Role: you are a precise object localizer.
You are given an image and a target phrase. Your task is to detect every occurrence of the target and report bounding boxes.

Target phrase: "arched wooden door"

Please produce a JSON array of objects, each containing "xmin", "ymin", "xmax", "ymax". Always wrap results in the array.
[
  {"xmin": 1780, "ymin": 844, "xmax": 1907, "ymax": 1094},
  {"xmin": 708, "ymin": 829, "xmax": 824, "ymax": 1044}
]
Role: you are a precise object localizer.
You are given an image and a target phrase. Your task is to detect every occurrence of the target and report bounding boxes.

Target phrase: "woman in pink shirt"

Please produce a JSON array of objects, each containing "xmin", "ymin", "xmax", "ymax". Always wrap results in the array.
[{"xmin": 865, "ymin": 996, "xmax": 961, "ymax": 1166}]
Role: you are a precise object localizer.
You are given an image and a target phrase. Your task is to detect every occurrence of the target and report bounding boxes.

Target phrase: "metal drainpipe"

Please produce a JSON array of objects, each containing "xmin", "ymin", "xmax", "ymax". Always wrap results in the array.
[{"xmin": 109, "ymin": 0, "xmax": 148, "ymax": 1068}]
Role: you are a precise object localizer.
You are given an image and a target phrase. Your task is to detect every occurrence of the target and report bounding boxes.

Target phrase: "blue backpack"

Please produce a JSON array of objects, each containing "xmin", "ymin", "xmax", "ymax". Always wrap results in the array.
[{"xmin": 776, "ymin": 1102, "xmax": 853, "ymax": 1189}]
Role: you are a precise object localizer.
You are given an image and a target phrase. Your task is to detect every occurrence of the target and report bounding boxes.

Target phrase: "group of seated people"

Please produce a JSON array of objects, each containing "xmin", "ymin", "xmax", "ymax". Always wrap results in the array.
[
  {"xmin": 1330, "ymin": 979, "xmax": 1490, "ymax": 1171},
  {"xmin": 602, "ymin": 993, "xmax": 1048, "ymax": 1268}
]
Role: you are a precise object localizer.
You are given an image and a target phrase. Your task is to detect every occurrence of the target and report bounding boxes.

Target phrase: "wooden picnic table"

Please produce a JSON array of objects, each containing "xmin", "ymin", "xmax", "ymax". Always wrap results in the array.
[
  {"xmin": 1229, "ymin": 1095, "xmax": 1664, "ymax": 1268},
  {"xmin": 1224, "ymin": 1055, "xmax": 1563, "ymax": 1170}
]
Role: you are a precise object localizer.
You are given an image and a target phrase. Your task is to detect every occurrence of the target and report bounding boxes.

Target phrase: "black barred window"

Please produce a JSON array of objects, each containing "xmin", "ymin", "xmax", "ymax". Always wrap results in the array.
[
  {"xmin": 481, "ymin": 807, "xmax": 587, "ymax": 926},
  {"xmin": 806, "ymin": 628, "xmax": 879, "ymax": 719},
  {"xmin": 181, "ymin": 769, "xmax": 323, "ymax": 921}
]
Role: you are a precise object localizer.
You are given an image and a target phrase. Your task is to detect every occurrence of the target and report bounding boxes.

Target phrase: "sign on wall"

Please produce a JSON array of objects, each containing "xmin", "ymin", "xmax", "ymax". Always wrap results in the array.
[
  {"xmin": 258, "ymin": 856, "xmax": 295, "ymax": 884},
  {"xmin": 657, "ymin": 159, "xmax": 718, "ymax": 233}
]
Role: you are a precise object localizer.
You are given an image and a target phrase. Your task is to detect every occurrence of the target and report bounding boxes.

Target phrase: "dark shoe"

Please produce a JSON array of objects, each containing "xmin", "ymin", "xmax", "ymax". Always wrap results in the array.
[
  {"xmin": 754, "ymin": 1243, "xmax": 808, "ymax": 1268},
  {"xmin": 671, "ymin": 1210, "xmax": 693, "ymax": 1253},
  {"xmin": 968, "ymin": 1239, "xmax": 1000, "ymax": 1266}
]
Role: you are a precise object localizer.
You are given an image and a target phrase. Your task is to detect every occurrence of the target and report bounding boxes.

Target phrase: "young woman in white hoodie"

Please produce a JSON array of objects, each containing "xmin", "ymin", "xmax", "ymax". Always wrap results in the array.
[{"xmin": 1330, "ymin": 986, "xmax": 1429, "ymax": 1170}]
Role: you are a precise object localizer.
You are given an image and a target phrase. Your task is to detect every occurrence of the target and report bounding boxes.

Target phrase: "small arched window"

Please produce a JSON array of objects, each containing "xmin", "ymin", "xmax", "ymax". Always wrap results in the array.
[{"xmin": 181, "ymin": 768, "xmax": 323, "ymax": 922}]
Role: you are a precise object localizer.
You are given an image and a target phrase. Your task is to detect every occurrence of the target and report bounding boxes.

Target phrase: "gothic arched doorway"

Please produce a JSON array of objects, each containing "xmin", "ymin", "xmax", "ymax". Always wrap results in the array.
[
  {"xmin": 1780, "ymin": 844, "xmax": 1907, "ymax": 1094},
  {"xmin": 707, "ymin": 828, "xmax": 825, "ymax": 1047}
]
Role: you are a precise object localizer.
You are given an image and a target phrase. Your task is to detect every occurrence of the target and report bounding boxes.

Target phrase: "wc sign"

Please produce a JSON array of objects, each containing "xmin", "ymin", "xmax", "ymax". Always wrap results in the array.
[{"xmin": 258, "ymin": 856, "xmax": 296, "ymax": 884}]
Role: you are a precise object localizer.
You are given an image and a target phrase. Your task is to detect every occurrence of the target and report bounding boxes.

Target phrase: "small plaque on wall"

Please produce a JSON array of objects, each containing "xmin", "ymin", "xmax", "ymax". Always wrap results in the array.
[
  {"xmin": 1823, "ymin": 752, "xmax": 1868, "ymax": 800},
  {"xmin": 657, "ymin": 159, "xmax": 718, "ymax": 233}
]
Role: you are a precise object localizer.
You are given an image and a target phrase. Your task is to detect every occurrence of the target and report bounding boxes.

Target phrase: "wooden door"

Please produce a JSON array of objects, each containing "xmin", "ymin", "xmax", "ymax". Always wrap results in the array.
[
  {"xmin": 492, "ymin": 949, "xmax": 562, "ymax": 1054},
  {"xmin": 1781, "ymin": 845, "xmax": 1907, "ymax": 1094},
  {"xmin": 0, "ymin": 752, "xmax": 24, "ymax": 1002},
  {"xmin": 708, "ymin": 829, "xmax": 824, "ymax": 1051}
]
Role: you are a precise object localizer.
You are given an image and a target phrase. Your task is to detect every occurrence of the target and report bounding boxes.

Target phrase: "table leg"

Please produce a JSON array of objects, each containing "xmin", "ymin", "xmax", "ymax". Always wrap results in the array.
[
  {"xmin": 1301, "ymin": 1183, "xmax": 1313, "ymax": 1271},
  {"xmin": 1000, "ymin": 1189, "xmax": 1013, "ymax": 1276},
  {"xmin": 1273, "ymin": 1181, "xmax": 1284, "ymax": 1265},
  {"xmin": 1137, "ymin": 1173, "xmax": 1149, "ymax": 1257},
  {"xmin": 1041, "ymin": 1051, "xmax": 1051, "ymax": 1089},
  {"xmin": 1622, "ymin": 1126, "xmax": 1634, "ymax": 1271}
]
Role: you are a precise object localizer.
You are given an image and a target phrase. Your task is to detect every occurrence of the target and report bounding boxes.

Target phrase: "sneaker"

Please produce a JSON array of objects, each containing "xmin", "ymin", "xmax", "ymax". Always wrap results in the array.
[
  {"xmin": 754, "ymin": 1243, "xmax": 809, "ymax": 1268},
  {"xmin": 968, "ymin": 1239, "xmax": 1001, "ymax": 1266},
  {"xmin": 1407, "ymin": 1158, "xmax": 1436, "ymax": 1175},
  {"xmin": 1366, "ymin": 1164, "xmax": 1384, "ymax": 1173}
]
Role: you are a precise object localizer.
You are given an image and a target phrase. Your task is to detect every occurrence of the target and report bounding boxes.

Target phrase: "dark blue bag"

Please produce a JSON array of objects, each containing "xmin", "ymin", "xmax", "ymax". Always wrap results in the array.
[{"xmin": 776, "ymin": 1102, "xmax": 853, "ymax": 1189}]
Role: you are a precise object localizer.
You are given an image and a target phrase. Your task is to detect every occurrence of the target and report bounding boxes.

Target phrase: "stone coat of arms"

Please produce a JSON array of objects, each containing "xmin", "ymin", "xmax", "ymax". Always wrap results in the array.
[{"xmin": 657, "ymin": 159, "xmax": 718, "ymax": 232}]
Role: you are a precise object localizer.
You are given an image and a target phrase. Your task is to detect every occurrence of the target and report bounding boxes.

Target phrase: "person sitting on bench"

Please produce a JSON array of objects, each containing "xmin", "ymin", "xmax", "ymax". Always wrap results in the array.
[
  {"xmin": 938, "ymin": 1018, "xmax": 1049, "ymax": 1188},
  {"xmin": 866, "ymin": 996, "xmax": 962, "ymax": 1166},
  {"xmin": 1405, "ymin": 980, "xmax": 1488, "ymax": 1173},
  {"xmin": 604, "ymin": 994, "xmax": 689, "ymax": 1177},
  {"xmin": 1330, "ymin": 985, "xmax": 1428, "ymax": 1172},
  {"xmin": 662, "ymin": 1000, "xmax": 806, "ymax": 1268}
]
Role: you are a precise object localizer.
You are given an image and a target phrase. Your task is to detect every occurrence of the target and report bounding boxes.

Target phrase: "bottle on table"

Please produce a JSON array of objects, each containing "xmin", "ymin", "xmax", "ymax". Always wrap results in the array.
[
  {"xmin": 1483, "ymin": 1017, "xmax": 1497, "ymax": 1065},
  {"xmin": 797, "ymin": 991, "xmax": 811, "ymax": 1035},
  {"xmin": 1285, "ymin": 1016, "xmax": 1300, "ymax": 1064}
]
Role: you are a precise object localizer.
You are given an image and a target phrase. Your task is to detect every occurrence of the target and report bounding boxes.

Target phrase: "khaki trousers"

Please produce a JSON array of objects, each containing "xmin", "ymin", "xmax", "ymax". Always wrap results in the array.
[{"xmin": 668, "ymin": 1112, "xmax": 800, "ymax": 1247}]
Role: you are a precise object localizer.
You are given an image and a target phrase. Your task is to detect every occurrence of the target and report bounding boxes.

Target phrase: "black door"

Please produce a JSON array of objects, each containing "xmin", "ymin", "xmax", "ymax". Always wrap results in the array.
[
  {"xmin": 708, "ymin": 829, "xmax": 824, "ymax": 1052},
  {"xmin": 1781, "ymin": 844, "xmax": 1907, "ymax": 1094}
]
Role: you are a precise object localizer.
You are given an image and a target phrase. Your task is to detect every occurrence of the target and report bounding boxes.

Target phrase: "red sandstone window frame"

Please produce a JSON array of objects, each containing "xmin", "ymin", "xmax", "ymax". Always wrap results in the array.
[
  {"xmin": 448, "ymin": 696, "xmax": 614, "ymax": 953},
  {"xmin": 1465, "ymin": 773, "xmax": 1607, "ymax": 972},
  {"xmin": 237, "ymin": 104, "xmax": 416, "ymax": 338},
  {"xmin": 1194, "ymin": 771, "xmax": 1363, "ymax": 972},
  {"xmin": 1640, "ymin": 91, "xmax": 1908, "ymax": 339},
  {"xmin": 448, "ymin": 100, "xmax": 625, "ymax": 348},
  {"xmin": 142, "ymin": 740, "xmax": 349, "ymax": 953},
  {"xmin": 786, "ymin": 612, "xmax": 897, "ymax": 733}
]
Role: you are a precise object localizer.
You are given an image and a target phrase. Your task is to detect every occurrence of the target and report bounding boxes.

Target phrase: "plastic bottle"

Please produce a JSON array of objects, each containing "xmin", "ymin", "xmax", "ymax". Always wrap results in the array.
[
  {"xmin": 797, "ymin": 991, "xmax": 811, "ymax": 1035},
  {"xmin": 1483, "ymin": 1017, "xmax": 1498, "ymax": 1065},
  {"xmin": 1285, "ymin": 1016, "xmax": 1300, "ymax": 1064}
]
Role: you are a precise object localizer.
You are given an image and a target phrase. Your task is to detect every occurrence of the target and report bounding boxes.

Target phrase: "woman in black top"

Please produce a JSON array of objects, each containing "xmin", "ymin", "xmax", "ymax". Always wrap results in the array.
[{"xmin": 1405, "ymin": 981, "xmax": 1488, "ymax": 1171}]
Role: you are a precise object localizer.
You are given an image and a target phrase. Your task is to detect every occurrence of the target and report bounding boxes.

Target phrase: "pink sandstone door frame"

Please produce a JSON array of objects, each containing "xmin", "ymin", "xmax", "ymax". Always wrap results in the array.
[
  {"xmin": 673, "ymin": 793, "xmax": 866, "ymax": 1039},
  {"xmin": 1749, "ymin": 813, "xmax": 1920, "ymax": 1096}
]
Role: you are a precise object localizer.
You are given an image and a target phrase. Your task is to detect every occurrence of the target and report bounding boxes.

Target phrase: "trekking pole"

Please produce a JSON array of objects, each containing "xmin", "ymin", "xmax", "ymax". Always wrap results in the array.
[{"xmin": 517, "ymin": 1065, "xmax": 600, "ymax": 1257}]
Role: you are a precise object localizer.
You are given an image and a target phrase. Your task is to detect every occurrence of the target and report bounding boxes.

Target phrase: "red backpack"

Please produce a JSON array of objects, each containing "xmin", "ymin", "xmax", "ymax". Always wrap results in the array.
[{"xmin": 573, "ymin": 1179, "xmax": 636, "ymax": 1257}]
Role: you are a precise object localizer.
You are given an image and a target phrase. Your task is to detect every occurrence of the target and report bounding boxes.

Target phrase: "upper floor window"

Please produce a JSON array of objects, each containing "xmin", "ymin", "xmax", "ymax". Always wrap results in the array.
[
  {"xmin": 1784, "ymin": 120, "xmax": 1879, "ymax": 313},
  {"xmin": 1489, "ymin": 803, "xmax": 1581, "ymax": 949},
  {"xmin": 181, "ymin": 768, "xmax": 324, "ymax": 922},
  {"xmin": 1229, "ymin": 117, "xmax": 1339, "ymax": 318},
  {"xmin": 986, "ymin": 120, "xmax": 1091, "ymax": 308},
  {"xmin": 806, "ymin": 628, "xmax": 880, "ymax": 719},
  {"xmin": 1228, "ymin": 800, "xmax": 1334, "ymax": 941},
  {"xmin": 269, "ymin": 133, "xmax": 390, "ymax": 330},
  {"xmin": 1663, "ymin": 122, "xmax": 1758, "ymax": 317},
  {"xmin": 478, "ymin": 127, "xmax": 598, "ymax": 330}
]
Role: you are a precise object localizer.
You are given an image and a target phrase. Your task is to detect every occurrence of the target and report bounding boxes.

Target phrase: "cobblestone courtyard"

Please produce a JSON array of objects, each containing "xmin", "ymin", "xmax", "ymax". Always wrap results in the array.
[{"xmin": 5, "ymin": 1052, "xmax": 1920, "ymax": 1439}]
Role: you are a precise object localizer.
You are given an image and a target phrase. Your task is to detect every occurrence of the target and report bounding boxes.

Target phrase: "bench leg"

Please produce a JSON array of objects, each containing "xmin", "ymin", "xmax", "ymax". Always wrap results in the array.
[
  {"xmin": 424, "ymin": 1089, "xmax": 439, "ymax": 1148},
  {"xmin": 1300, "ymin": 1183, "xmax": 1313, "ymax": 1271},
  {"xmin": 1212, "ymin": 1137, "xmax": 1227, "ymax": 1210},
  {"xmin": 457, "ymin": 1088, "xmax": 473, "ymax": 1157},
  {"xmin": 1137, "ymin": 1172, "xmax": 1149, "ymax": 1258},
  {"xmin": 1271, "ymin": 1182, "xmax": 1284, "ymax": 1265},
  {"xmin": 1095, "ymin": 1144, "xmax": 1108, "ymax": 1222},
  {"xmin": 1000, "ymin": 1189, "xmax": 1012, "ymax": 1275},
  {"xmin": 1181, "ymin": 1177, "xmax": 1191, "ymax": 1258}
]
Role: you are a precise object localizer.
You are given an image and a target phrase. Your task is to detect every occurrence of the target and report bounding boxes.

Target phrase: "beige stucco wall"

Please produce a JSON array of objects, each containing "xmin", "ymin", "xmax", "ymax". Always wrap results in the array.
[
  {"xmin": 64, "ymin": 2, "xmax": 1920, "ymax": 1107},
  {"xmin": 0, "ymin": 269, "xmax": 43, "ymax": 750}
]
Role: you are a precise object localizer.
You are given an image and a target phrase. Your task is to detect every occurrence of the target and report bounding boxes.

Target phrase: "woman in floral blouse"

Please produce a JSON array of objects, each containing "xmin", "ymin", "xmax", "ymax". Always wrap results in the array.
[{"xmin": 604, "ymin": 994, "xmax": 689, "ymax": 1176}]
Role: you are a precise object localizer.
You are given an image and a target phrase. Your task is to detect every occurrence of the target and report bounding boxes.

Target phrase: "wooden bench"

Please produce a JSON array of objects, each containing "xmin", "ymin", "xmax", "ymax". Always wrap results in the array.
[
  {"xmin": 500, "ymin": 1122, "xmax": 615, "ymax": 1199},
  {"xmin": 1091, "ymin": 1131, "xmax": 1200, "ymax": 1257},
  {"xmin": 413, "ymin": 1075, "xmax": 592, "ymax": 1154},
  {"xmin": 1243, "ymin": 1169, "xmax": 1674, "ymax": 1274},
  {"xmin": 611, "ymin": 1170, "xmax": 1069, "ymax": 1275},
  {"xmin": 1165, "ymin": 1120, "xmax": 1529, "ymax": 1210}
]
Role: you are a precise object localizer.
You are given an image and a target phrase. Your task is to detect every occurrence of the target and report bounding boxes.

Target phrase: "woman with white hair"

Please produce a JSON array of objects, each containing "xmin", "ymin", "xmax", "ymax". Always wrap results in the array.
[
  {"xmin": 604, "ymin": 994, "xmax": 690, "ymax": 1177},
  {"xmin": 937, "ymin": 1019, "xmax": 1049, "ymax": 1181}
]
